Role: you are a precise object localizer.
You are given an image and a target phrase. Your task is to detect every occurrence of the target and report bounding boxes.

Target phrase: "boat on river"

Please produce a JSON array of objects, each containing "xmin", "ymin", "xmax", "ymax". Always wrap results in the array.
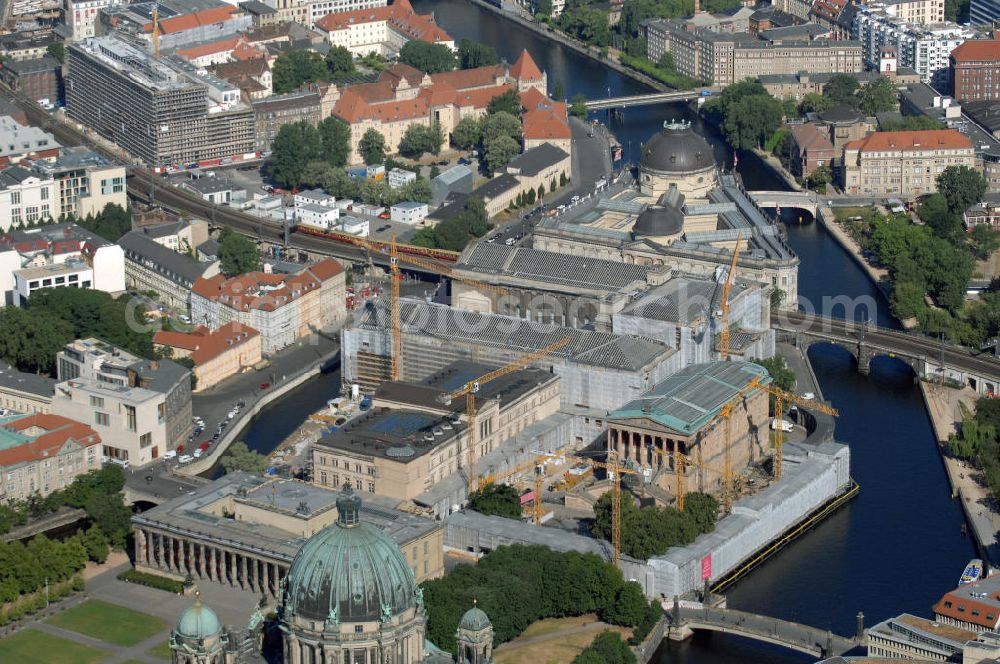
[{"xmin": 960, "ymin": 559, "xmax": 985, "ymax": 585}]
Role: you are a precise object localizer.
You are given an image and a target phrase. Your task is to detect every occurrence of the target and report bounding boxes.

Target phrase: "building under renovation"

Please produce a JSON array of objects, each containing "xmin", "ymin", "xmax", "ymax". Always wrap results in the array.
[
  {"xmin": 65, "ymin": 35, "xmax": 254, "ymax": 168},
  {"xmin": 607, "ymin": 361, "xmax": 771, "ymax": 500},
  {"xmin": 340, "ymin": 298, "xmax": 680, "ymax": 412}
]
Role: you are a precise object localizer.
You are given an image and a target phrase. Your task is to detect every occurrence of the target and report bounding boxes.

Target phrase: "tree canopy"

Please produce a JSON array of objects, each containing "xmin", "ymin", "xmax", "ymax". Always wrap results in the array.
[
  {"xmin": 856, "ymin": 77, "xmax": 898, "ymax": 115},
  {"xmin": 220, "ymin": 441, "xmax": 269, "ymax": 474},
  {"xmin": 468, "ymin": 483, "xmax": 523, "ymax": 519},
  {"xmin": 359, "ymin": 128, "xmax": 387, "ymax": 165},
  {"xmin": 398, "ymin": 40, "xmax": 457, "ymax": 73},
  {"xmin": 878, "ymin": 115, "xmax": 941, "ymax": 132},
  {"xmin": 272, "ymin": 50, "xmax": 328, "ymax": 94},
  {"xmin": 218, "ymin": 227, "xmax": 260, "ymax": 276},
  {"xmin": 398, "ymin": 123, "xmax": 445, "ymax": 158},
  {"xmin": 421, "ymin": 545, "xmax": 650, "ymax": 653},
  {"xmin": 938, "ymin": 165, "xmax": 988, "ymax": 217},
  {"xmin": 411, "ymin": 197, "xmax": 489, "ymax": 251},
  {"xmin": 269, "ymin": 121, "xmax": 324, "ymax": 188},
  {"xmin": 824, "ymin": 74, "xmax": 861, "ymax": 108},
  {"xmin": 457, "ymin": 38, "xmax": 497, "ymax": 69},
  {"xmin": 74, "ymin": 203, "xmax": 133, "ymax": 242},
  {"xmin": 485, "ymin": 134, "xmax": 520, "ymax": 173},
  {"xmin": 486, "ymin": 89, "xmax": 523, "ymax": 117},
  {"xmin": 592, "ymin": 491, "xmax": 719, "ymax": 559},
  {"xmin": 572, "ymin": 631, "xmax": 636, "ymax": 664},
  {"xmin": 325, "ymin": 46, "xmax": 356, "ymax": 80}
]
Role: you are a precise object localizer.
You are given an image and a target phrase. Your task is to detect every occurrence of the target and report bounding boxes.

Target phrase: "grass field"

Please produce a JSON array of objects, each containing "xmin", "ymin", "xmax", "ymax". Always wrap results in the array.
[
  {"xmin": 147, "ymin": 639, "xmax": 172, "ymax": 660},
  {"xmin": 46, "ymin": 599, "xmax": 167, "ymax": 647},
  {"xmin": 0, "ymin": 628, "xmax": 109, "ymax": 663},
  {"xmin": 494, "ymin": 615, "xmax": 631, "ymax": 664}
]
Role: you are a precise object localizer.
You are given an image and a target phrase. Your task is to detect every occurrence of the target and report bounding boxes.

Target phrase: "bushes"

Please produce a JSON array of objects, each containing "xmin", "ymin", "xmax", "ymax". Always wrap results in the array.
[
  {"xmin": 0, "ymin": 534, "xmax": 95, "ymax": 604},
  {"xmin": 421, "ymin": 545, "xmax": 652, "ymax": 653},
  {"xmin": 0, "ymin": 574, "xmax": 84, "ymax": 627},
  {"xmin": 468, "ymin": 483, "xmax": 523, "ymax": 519},
  {"xmin": 572, "ymin": 631, "xmax": 636, "ymax": 664},
  {"xmin": 117, "ymin": 569, "xmax": 184, "ymax": 594},
  {"xmin": 592, "ymin": 491, "xmax": 720, "ymax": 560}
]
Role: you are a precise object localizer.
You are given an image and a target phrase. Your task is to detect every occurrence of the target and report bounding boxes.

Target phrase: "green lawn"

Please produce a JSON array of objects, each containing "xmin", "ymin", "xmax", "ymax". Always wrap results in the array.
[
  {"xmin": 46, "ymin": 599, "xmax": 167, "ymax": 647},
  {"xmin": 0, "ymin": 628, "xmax": 109, "ymax": 663},
  {"xmin": 146, "ymin": 639, "xmax": 172, "ymax": 660}
]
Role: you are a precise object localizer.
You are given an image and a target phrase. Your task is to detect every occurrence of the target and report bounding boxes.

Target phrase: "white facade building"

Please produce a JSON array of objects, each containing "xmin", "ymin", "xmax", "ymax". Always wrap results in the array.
[
  {"xmin": 297, "ymin": 203, "xmax": 341, "ymax": 230},
  {"xmin": 387, "ymin": 168, "xmax": 416, "ymax": 189},
  {"xmin": 854, "ymin": 6, "xmax": 975, "ymax": 88},
  {"xmin": 307, "ymin": 0, "xmax": 387, "ymax": 25},
  {"xmin": 390, "ymin": 201, "xmax": 428, "ymax": 225},
  {"xmin": 65, "ymin": 0, "xmax": 116, "ymax": 41},
  {"xmin": 337, "ymin": 215, "xmax": 369, "ymax": 236},
  {"xmin": 0, "ymin": 166, "xmax": 56, "ymax": 230}
]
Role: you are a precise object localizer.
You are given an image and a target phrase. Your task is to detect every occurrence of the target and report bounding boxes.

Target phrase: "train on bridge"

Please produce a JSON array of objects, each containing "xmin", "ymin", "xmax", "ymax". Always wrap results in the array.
[{"xmin": 293, "ymin": 225, "xmax": 460, "ymax": 263}]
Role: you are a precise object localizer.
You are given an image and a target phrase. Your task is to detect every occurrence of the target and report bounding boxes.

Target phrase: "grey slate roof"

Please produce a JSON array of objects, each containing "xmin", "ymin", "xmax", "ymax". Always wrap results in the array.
[
  {"xmin": 507, "ymin": 143, "xmax": 569, "ymax": 177},
  {"xmin": 621, "ymin": 275, "xmax": 747, "ymax": 325},
  {"xmin": 433, "ymin": 165, "xmax": 472, "ymax": 186},
  {"xmin": 457, "ymin": 243, "xmax": 649, "ymax": 292},
  {"xmin": 472, "ymin": 173, "xmax": 519, "ymax": 200},
  {"xmin": 358, "ymin": 299, "xmax": 673, "ymax": 372},
  {"xmin": 119, "ymin": 231, "xmax": 217, "ymax": 289},
  {"xmin": 0, "ymin": 361, "xmax": 55, "ymax": 399}
]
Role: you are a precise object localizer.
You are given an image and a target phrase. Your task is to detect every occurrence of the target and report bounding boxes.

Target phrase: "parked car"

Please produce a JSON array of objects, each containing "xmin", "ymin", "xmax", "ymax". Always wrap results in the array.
[
  {"xmin": 458, "ymin": 158, "xmax": 471, "ymax": 165},
  {"xmin": 771, "ymin": 418, "xmax": 794, "ymax": 432},
  {"xmin": 178, "ymin": 454, "xmax": 193, "ymax": 464},
  {"xmin": 260, "ymin": 382, "xmax": 271, "ymax": 390},
  {"xmin": 193, "ymin": 449, "xmax": 203, "ymax": 458},
  {"xmin": 801, "ymin": 392, "xmax": 816, "ymax": 400},
  {"xmin": 163, "ymin": 450, "xmax": 177, "ymax": 460},
  {"xmin": 437, "ymin": 160, "xmax": 449, "ymax": 166}
]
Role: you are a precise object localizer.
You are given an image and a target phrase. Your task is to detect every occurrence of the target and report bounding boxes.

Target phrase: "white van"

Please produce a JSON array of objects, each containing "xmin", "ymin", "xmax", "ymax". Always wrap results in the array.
[{"xmin": 771, "ymin": 418, "xmax": 794, "ymax": 432}]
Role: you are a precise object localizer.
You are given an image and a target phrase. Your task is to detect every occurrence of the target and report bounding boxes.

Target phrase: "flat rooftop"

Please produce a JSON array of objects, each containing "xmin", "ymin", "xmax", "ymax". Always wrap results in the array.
[
  {"xmin": 620, "ymin": 274, "xmax": 749, "ymax": 325},
  {"xmin": 314, "ymin": 408, "xmax": 466, "ymax": 461},
  {"xmin": 132, "ymin": 472, "xmax": 440, "ymax": 561},
  {"xmin": 377, "ymin": 362, "xmax": 557, "ymax": 412}
]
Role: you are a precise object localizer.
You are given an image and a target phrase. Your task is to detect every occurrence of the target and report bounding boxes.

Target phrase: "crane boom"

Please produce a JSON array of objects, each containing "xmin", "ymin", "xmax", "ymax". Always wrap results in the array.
[
  {"xmin": 718, "ymin": 234, "xmax": 742, "ymax": 359},
  {"xmin": 762, "ymin": 386, "xmax": 838, "ymax": 480}
]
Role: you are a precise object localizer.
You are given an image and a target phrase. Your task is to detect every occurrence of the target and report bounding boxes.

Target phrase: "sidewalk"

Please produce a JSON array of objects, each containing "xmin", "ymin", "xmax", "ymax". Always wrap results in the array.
[{"xmin": 921, "ymin": 381, "xmax": 1000, "ymax": 564}]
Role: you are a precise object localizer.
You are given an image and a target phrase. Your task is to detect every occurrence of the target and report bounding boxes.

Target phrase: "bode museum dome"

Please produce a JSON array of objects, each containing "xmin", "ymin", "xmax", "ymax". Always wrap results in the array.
[
  {"xmin": 638, "ymin": 120, "xmax": 717, "ymax": 199},
  {"xmin": 167, "ymin": 486, "xmax": 494, "ymax": 664}
]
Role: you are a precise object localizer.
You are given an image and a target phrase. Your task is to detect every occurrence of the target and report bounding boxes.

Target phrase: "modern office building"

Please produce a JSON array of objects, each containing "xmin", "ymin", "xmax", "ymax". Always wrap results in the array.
[
  {"xmin": 53, "ymin": 338, "xmax": 192, "ymax": 466},
  {"xmin": 28, "ymin": 147, "xmax": 127, "ymax": 218},
  {"xmin": 66, "ymin": 35, "xmax": 255, "ymax": 169}
]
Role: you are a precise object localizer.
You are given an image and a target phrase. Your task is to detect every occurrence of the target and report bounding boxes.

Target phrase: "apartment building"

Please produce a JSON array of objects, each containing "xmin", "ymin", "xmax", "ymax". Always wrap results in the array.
[
  {"xmin": 98, "ymin": 0, "xmax": 253, "ymax": 51},
  {"xmin": 119, "ymin": 231, "xmax": 221, "ymax": 312},
  {"xmin": 854, "ymin": 6, "xmax": 976, "ymax": 88},
  {"xmin": 0, "ymin": 115, "xmax": 60, "ymax": 166},
  {"xmin": 190, "ymin": 259, "xmax": 346, "ymax": 354},
  {"xmin": 28, "ymin": 147, "xmax": 127, "ymax": 218},
  {"xmin": 251, "ymin": 89, "xmax": 323, "ymax": 152},
  {"xmin": 314, "ymin": 0, "xmax": 453, "ymax": 56},
  {"xmin": 0, "ymin": 414, "xmax": 102, "ymax": 501},
  {"xmin": 872, "ymin": 0, "xmax": 945, "ymax": 25},
  {"xmin": 53, "ymin": 338, "xmax": 192, "ymax": 466},
  {"xmin": 66, "ymin": 35, "xmax": 255, "ymax": 169},
  {"xmin": 306, "ymin": 0, "xmax": 387, "ymax": 25},
  {"xmin": 950, "ymin": 35, "xmax": 1000, "ymax": 103},
  {"xmin": 641, "ymin": 18, "xmax": 862, "ymax": 86},
  {"xmin": 65, "ymin": 0, "xmax": 116, "ymax": 41},
  {"xmin": 0, "ymin": 165, "xmax": 56, "ymax": 230},
  {"xmin": 154, "ymin": 322, "xmax": 262, "ymax": 391},
  {"xmin": 843, "ymin": 129, "xmax": 977, "ymax": 197}
]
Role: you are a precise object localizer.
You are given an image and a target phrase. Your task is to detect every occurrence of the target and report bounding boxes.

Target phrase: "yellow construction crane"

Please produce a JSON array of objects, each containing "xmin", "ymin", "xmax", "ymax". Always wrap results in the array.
[
  {"xmin": 440, "ymin": 338, "xmax": 571, "ymax": 496},
  {"xmin": 717, "ymin": 376, "xmax": 763, "ymax": 512},
  {"xmin": 717, "ymin": 234, "xmax": 743, "ymax": 360},
  {"xmin": 346, "ymin": 234, "xmax": 505, "ymax": 382},
  {"xmin": 151, "ymin": 4, "xmax": 161, "ymax": 57},
  {"xmin": 762, "ymin": 386, "xmax": 838, "ymax": 481},
  {"xmin": 647, "ymin": 445, "xmax": 729, "ymax": 513}
]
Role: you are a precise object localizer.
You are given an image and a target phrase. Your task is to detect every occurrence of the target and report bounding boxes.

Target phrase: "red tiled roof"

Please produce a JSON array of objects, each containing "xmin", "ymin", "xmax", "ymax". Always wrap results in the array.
[
  {"xmin": 454, "ymin": 83, "xmax": 515, "ymax": 110},
  {"xmin": 191, "ymin": 259, "xmax": 342, "ymax": 313},
  {"xmin": 521, "ymin": 88, "xmax": 570, "ymax": 140},
  {"xmin": 315, "ymin": 0, "xmax": 450, "ymax": 44},
  {"xmin": 0, "ymin": 414, "xmax": 101, "ymax": 468},
  {"xmin": 950, "ymin": 38, "xmax": 1000, "ymax": 63},
  {"xmin": 430, "ymin": 65, "xmax": 504, "ymax": 91},
  {"xmin": 934, "ymin": 590, "xmax": 1000, "ymax": 629},
  {"xmin": 145, "ymin": 6, "xmax": 237, "ymax": 34},
  {"xmin": 176, "ymin": 36, "xmax": 240, "ymax": 61},
  {"xmin": 844, "ymin": 129, "xmax": 973, "ymax": 152},
  {"xmin": 380, "ymin": 62, "xmax": 426, "ymax": 88},
  {"xmin": 510, "ymin": 49, "xmax": 543, "ymax": 81},
  {"xmin": 155, "ymin": 322, "xmax": 260, "ymax": 365},
  {"xmin": 789, "ymin": 123, "xmax": 834, "ymax": 152}
]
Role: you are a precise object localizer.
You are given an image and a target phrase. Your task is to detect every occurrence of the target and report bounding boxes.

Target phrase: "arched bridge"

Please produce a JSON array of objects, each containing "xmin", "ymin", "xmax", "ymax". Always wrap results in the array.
[
  {"xmin": 772, "ymin": 311, "xmax": 1000, "ymax": 393},
  {"xmin": 750, "ymin": 190, "xmax": 820, "ymax": 215},
  {"xmin": 584, "ymin": 88, "xmax": 719, "ymax": 110},
  {"xmin": 671, "ymin": 605, "xmax": 859, "ymax": 658}
]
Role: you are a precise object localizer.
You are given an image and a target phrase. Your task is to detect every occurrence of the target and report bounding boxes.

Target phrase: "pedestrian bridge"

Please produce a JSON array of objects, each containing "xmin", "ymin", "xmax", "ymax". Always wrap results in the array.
[
  {"xmin": 671, "ymin": 604, "xmax": 859, "ymax": 658},
  {"xmin": 584, "ymin": 88, "xmax": 717, "ymax": 110},
  {"xmin": 750, "ymin": 190, "xmax": 820, "ymax": 215}
]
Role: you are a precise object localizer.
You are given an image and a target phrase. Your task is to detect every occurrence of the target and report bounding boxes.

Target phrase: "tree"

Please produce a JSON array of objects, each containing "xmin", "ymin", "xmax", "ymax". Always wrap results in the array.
[
  {"xmin": 398, "ymin": 40, "xmax": 456, "ymax": 73},
  {"xmin": 46, "ymin": 42, "xmax": 64, "ymax": 63},
  {"xmin": 878, "ymin": 115, "xmax": 941, "ymax": 132},
  {"xmin": 359, "ymin": 128, "xmax": 387, "ymax": 165},
  {"xmin": 824, "ymin": 74, "xmax": 861, "ymax": 108},
  {"xmin": 80, "ymin": 525, "xmax": 110, "ymax": 563},
  {"xmin": 752, "ymin": 356, "xmax": 796, "ymax": 393},
  {"xmin": 970, "ymin": 224, "xmax": 1000, "ymax": 260},
  {"xmin": 602, "ymin": 582, "xmax": 648, "ymax": 626},
  {"xmin": 220, "ymin": 441, "xmax": 269, "ymax": 474},
  {"xmin": 856, "ymin": 77, "xmax": 897, "ymax": 115},
  {"xmin": 806, "ymin": 164, "xmax": 832, "ymax": 192},
  {"xmin": 537, "ymin": 184, "xmax": 545, "ymax": 200},
  {"xmin": 573, "ymin": 631, "xmax": 636, "ymax": 664},
  {"xmin": 487, "ymin": 89, "xmax": 523, "ymax": 117},
  {"xmin": 482, "ymin": 111, "xmax": 522, "ymax": 144},
  {"xmin": 272, "ymin": 50, "xmax": 329, "ymax": 94},
  {"xmin": 938, "ymin": 165, "xmax": 988, "ymax": 216},
  {"xmin": 552, "ymin": 80, "xmax": 565, "ymax": 100},
  {"xmin": 485, "ymin": 134, "xmax": 520, "ymax": 173},
  {"xmin": 399, "ymin": 124, "xmax": 434, "ymax": 158},
  {"xmin": 218, "ymin": 227, "xmax": 260, "ymax": 276},
  {"xmin": 84, "ymin": 493, "xmax": 131, "ymax": 548},
  {"xmin": 325, "ymin": 45, "xmax": 355, "ymax": 79},
  {"xmin": 918, "ymin": 193, "xmax": 961, "ymax": 240},
  {"xmin": 536, "ymin": 0, "xmax": 553, "ymax": 15},
  {"xmin": 559, "ymin": 7, "xmax": 611, "ymax": 47},
  {"xmin": 317, "ymin": 116, "xmax": 351, "ymax": 168},
  {"xmin": 429, "ymin": 164, "xmax": 441, "ymax": 179},
  {"xmin": 77, "ymin": 202, "xmax": 133, "ymax": 241},
  {"xmin": 560, "ymin": 171, "xmax": 568, "ymax": 186},
  {"xmin": 0, "ymin": 306, "xmax": 74, "ymax": 375},
  {"xmin": 453, "ymin": 116, "xmax": 483, "ymax": 149},
  {"xmin": 722, "ymin": 94, "xmax": 783, "ymax": 150},
  {"xmin": 269, "ymin": 121, "xmax": 323, "ymax": 187},
  {"xmin": 468, "ymin": 483, "xmax": 522, "ymax": 518},
  {"xmin": 570, "ymin": 93, "xmax": 588, "ymax": 118},
  {"xmin": 799, "ymin": 92, "xmax": 832, "ymax": 115},
  {"xmin": 29, "ymin": 288, "xmax": 153, "ymax": 360},
  {"xmin": 457, "ymin": 38, "xmax": 497, "ymax": 69}
]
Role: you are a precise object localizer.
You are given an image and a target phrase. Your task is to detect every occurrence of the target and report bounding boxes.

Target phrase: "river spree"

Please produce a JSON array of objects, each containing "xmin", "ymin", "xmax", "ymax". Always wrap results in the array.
[{"xmin": 407, "ymin": 2, "xmax": 978, "ymax": 661}]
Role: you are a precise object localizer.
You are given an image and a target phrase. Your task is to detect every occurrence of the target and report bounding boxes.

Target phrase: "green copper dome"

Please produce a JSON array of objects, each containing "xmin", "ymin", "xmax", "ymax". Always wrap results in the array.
[
  {"xmin": 459, "ymin": 604, "xmax": 491, "ymax": 631},
  {"xmin": 284, "ymin": 487, "xmax": 418, "ymax": 624},
  {"xmin": 176, "ymin": 595, "xmax": 221, "ymax": 639}
]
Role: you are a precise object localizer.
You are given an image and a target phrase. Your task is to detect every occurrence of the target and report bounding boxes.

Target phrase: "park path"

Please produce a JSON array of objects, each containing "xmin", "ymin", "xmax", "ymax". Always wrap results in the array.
[
  {"xmin": 494, "ymin": 619, "xmax": 617, "ymax": 651},
  {"xmin": 28, "ymin": 620, "xmax": 170, "ymax": 664}
]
